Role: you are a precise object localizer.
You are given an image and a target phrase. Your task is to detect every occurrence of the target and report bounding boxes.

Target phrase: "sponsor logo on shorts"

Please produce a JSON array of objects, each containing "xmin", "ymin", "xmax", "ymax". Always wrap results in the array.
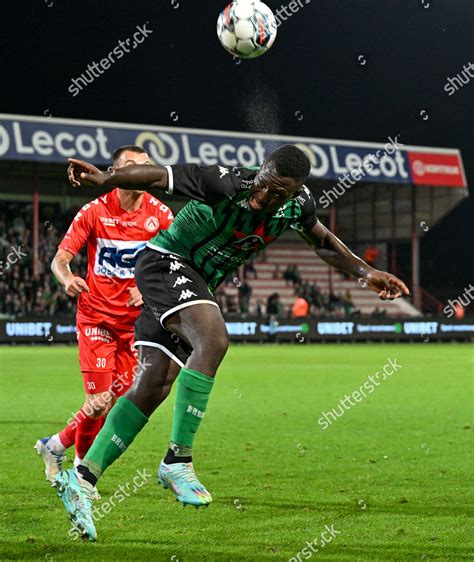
[
  {"xmin": 173, "ymin": 275, "xmax": 192, "ymax": 287},
  {"xmin": 178, "ymin": 289, "xmax": 197, "ymax": 301},
  {"xmin": 144, "ymin": 216, "xmax": 160, "ymax": 232},
  {"xmin": 84, "ymin": 326, "xmax": 113, "ymax": 343}
]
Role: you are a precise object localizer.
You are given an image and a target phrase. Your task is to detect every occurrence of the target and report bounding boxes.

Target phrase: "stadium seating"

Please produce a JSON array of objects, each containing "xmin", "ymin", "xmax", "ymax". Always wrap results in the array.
[{"xmin": 224, "ymin": 243, "xmax": 419, "ymax": 317}]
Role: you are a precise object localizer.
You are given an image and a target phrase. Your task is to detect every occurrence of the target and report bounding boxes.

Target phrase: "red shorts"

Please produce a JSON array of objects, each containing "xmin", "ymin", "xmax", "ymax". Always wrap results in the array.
[{"xmin": 76, "ymin": 319, "xmax": 138, "ymax": 395}]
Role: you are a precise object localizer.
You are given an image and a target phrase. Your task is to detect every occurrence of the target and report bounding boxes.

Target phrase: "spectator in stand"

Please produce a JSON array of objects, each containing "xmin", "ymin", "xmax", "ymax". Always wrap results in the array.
[
  {"xmin": 267, "ymin": 292, "xmax": 282, "ymax": 317},
  {"xmin": 225, "ymin": 293, "xmax": 238, "ymax": 314},
  {"xmin": 243, "ymin": 258, "xmax": 257, "ymax": 279},
  {"xmin": 292, "ymin": 295, "xmax": 309, "ymax": 318},
  {"xmin": 283, "ymin": 264, "xmax": 302, "ymax": 288},
  {"xmin": 238, "ymin": 281, "xmax": 252, "ymax": 314},
  {"xmin": 454, "ymin": 302, "xmax": 465, "ymax": 319},
  {"xmin": 372, "ymin": 307, "xmax": 386, "ymax": 318},
  {"xmin": 254, "ymin": 299, "xmax": 265, "ymax": 317},
  {"xmin": 214, "ymin": 285, "xmax": 226, "ymax": 312},
  {"xmin": 364, "ymin": 245, "xmax": 379, "ymax": 268},
  {"xmin": 328, "ymin": 291, "xmax": 342, "ymax": 312},
  {"xmin": 341, "ymin": 290, "xmax": 354, "ymax": 317}
]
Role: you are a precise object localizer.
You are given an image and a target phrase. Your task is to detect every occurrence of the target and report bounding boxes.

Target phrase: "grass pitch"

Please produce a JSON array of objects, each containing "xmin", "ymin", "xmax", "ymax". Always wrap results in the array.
[{"xmin": 0, "ymin": 343, "xmax": 472, "ymax": 561}]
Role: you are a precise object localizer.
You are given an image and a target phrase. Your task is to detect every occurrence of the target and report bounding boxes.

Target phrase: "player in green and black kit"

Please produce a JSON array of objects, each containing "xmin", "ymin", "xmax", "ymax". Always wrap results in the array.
[{"xmin": 56, "ymin": 145, "xmax": 409, "ymax": 540}]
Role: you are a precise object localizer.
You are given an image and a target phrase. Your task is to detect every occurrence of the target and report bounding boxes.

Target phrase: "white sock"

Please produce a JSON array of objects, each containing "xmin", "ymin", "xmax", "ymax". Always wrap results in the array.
[
  {"xmin": 74, "ymin": 454, "xmax": 82, "ymax": 468},
  {"xmin": 47, "ymin": 434, "xmax": 66, "ymax": 454}
]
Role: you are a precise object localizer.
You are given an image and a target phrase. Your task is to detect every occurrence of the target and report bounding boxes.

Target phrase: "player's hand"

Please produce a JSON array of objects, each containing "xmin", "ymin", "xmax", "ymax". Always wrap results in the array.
[
  {"xmin": 67, "ymin": 158, "xmax": 108, "ymax": 187},
  {"xmin": 64, "ymin": 276, "xmax": 90, "ymax": 297},
  {"xmin": 127, "ymin": 286, "xmax": 144, "ymax": 307},
  {"xmin": 364, "ymin": 270, "xmax": 410, "ymax": 300}
]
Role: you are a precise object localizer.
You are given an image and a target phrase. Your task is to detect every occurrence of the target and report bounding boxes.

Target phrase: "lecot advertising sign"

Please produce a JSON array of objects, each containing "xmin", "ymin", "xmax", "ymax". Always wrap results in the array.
[{"xmin": 0, "ymin": 114, "xmax": 466, "ymax": 187}]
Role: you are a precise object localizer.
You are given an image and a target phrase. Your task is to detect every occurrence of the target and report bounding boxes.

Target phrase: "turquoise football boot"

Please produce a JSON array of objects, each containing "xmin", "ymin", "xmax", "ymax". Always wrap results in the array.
[
  {"xmin": 54, "ymin": 469, "xmax": 97, "ymax": 541},
  {"xmin": 158, "ymin": 460, "xmax": 212, "ymax": 507}
]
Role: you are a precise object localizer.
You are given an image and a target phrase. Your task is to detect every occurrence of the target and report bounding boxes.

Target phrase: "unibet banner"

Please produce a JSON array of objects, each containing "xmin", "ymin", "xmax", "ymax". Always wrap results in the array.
[
  {"xmin": 0, "ymin": 114, "xmax": 466, "ymax": 187},
  {"xmin": 1, "ymin": 317, "xmax": 473, "ymax": 343}
]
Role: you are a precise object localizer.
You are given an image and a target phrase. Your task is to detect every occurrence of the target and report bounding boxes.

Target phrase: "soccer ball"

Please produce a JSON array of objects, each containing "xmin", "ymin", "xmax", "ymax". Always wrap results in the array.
[{"xmin": 217, "ymin": 1, "xmax": 277, "ymax": 59}]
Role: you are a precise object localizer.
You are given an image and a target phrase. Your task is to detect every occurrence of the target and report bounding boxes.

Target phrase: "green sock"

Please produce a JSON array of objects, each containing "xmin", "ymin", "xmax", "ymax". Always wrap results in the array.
[
  {"xmin": 81, "ymin": 396, "xmax": 148, "ymax": 479},
  {"xmin": 170, "ymin": 367, "xmax": 215, "ymax": 450}
]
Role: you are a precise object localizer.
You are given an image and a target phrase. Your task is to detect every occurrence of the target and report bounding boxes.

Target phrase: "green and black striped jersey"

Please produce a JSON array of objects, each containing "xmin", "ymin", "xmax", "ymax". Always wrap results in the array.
[{"xmin": 147, "ymin": 164, "xmax": 318, "ymax": 292}]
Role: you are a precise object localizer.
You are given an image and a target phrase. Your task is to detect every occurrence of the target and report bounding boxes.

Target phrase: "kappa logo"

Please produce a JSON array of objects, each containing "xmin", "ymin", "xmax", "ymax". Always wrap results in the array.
[
  {"xmin": 169, "ymin": 260, "xmax": 184, "ymax": 273},
  {"xmin": 173, "ymin": 275, "xmax": 192, "ymax": 287},
  {"xmin": 179, "ymin": 289, "xmax": 197, "ymax": 301},
  {"xmin": 218, "ymin": 166, "xmax": 229, "ymax": 179}
]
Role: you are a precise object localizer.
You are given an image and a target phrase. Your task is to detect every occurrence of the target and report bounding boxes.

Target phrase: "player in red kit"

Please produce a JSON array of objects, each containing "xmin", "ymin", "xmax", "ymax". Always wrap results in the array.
[{"xmin": 35, "ymin": 146, "xmax": 178, "ymax": 484}]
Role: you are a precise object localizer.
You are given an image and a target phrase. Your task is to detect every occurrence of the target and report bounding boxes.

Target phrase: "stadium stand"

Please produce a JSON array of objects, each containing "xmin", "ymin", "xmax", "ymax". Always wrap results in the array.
[
  {"xmin": 0, "ymin": 202, "xmax": 86, "ymax": 318},
  {"xmin": 0, "ymin": 201, "xmax": 422, "ymax": 319},
  {"xmin": 222, "ymin": 243, "xmax": 419, "ymax": 318}
]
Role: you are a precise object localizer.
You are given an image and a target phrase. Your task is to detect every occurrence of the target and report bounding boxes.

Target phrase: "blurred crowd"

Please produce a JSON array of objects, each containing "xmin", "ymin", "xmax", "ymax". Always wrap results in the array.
[
  {"xmin": 1, "ymin": 202, "xmax": 383, "ymax": 320},
  {"xmin": 216, "ymin": 262, "xmax": 369, "ymax": 319},
  {"xmin": 0, "ymin": 202, "xmax": 86, "ymax": 318}
]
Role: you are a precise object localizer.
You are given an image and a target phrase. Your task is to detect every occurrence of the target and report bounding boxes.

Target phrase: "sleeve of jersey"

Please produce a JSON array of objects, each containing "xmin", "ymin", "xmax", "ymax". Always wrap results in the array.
[
  {"xmin": 166, "ymin": 164, "xmax": 233, "ymax": 204},
  {"xmin": 58, "ymin": 207, "xmax": 94, "ymax": 256},
  {"xmin": 159, "ymin": 204, "xmax": 174, "ymax": 230},
  {"xmin": 291, "ymin": 187, "xmax": 319, "ymax": 232}
]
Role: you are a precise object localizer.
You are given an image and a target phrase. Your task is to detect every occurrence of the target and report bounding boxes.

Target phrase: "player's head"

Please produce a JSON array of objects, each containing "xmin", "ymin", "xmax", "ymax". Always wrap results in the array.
[
  {"xmin": 112, "ymin": 145, "xmax": 150, "ymax": 193},
  {"xmin": 249, "ymin": 145, "xmax": 311, "ymax": 213},
  {"xmin": 112, "ymin": 145, "xmax": 150, "ymax": 168}
]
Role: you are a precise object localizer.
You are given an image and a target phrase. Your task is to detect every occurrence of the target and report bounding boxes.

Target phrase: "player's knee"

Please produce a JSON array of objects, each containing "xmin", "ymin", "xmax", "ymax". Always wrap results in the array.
[
  {"xmin": 214, "ymin": 333, "xmax": 229, "ymax": 360},
  {"xmin": 83, "ymin": 391, "xmax": 114, "ymax": 418},
  {"xmin": 195, "ymin": 332, "xmax": 228, "ymax": 365}
]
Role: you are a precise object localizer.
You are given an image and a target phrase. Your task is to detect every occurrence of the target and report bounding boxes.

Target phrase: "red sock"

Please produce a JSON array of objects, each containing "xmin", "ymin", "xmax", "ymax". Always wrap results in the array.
[
  {"xmin": 58, "ymin": 409, "xmax": 87, "ymax": 449},
  {"xmin": 75, "ymin": 415, "xmax": 103, "ymax": 460}
]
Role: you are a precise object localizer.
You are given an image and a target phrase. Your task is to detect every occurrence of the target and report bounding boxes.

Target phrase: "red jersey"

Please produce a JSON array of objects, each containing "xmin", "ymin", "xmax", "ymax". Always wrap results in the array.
[{"xmin": 59, "ymin": 188, "xmax": 173, "ymax": 327}]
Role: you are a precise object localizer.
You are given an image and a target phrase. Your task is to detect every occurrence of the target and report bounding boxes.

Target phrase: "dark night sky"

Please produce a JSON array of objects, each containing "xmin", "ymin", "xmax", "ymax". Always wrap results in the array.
[{"xmin": 0, "ymin": 0, "xmax": 472, "ymax": 292}]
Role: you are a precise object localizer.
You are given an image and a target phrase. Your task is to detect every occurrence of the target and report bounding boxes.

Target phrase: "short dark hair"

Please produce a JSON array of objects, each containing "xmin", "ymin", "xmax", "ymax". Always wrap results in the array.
[
  {"xmin": 112, "ymin": 145, "xmax": 147, "ymax": 163},
  {"xmin": 267, "ymin": 144, "xmax": 311, "ymax": 180}
]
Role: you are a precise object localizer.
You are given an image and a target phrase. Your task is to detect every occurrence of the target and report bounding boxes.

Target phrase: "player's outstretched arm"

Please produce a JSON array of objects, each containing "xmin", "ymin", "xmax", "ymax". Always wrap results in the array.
[
  {"xmin": 299, "ymin": 222, "xmax": 410, "ymax": 300},
  {"xmin": 67, "ymin": 158, "xmax": 169, "ymax": 190},
  {"xmin": 51, "ymin": 249, "xmax": 90, "ymax": 297}
]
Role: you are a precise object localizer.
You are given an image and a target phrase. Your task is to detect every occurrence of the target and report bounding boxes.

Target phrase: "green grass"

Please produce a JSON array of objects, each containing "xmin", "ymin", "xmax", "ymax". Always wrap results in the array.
[{"xmin": 0, "ymin": 344, "xmax": 472, "ymax": 561}]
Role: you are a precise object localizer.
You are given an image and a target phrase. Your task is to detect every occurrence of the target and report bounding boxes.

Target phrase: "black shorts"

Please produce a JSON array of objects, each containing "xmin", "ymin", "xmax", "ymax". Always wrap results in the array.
[{"xmin": 133, "ymin": 247, "xmax": 219, "ymax": 367}]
